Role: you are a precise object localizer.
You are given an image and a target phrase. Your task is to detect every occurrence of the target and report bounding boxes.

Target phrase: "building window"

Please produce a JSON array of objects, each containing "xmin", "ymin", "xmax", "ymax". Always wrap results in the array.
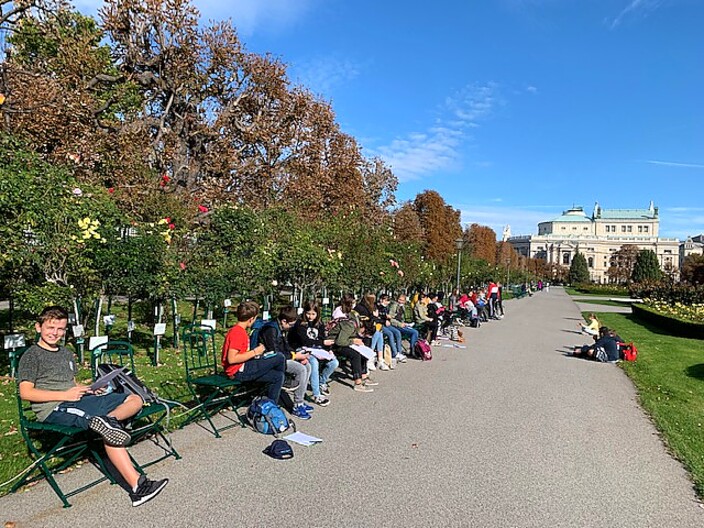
[
  {"xmin": 605, "ymin": 225, "xmax": 610, "ymax": 233},
  {"xmin": 588, "ymin": 257, "xmax": 594, "ymax": 268},
  {"xmin": 612, "ymin": 225, "xmax": 616, "ymax": 232},
  {"xmin": 644, "ymin": 226, "xmax": 649, "ymax": 233},
  {"xmin": 621, "ymin": 225, "xmax": 626, "ymax": 232},
  {"xmin": 584, "ymin": 227, "xmax": 589, "ymax": 231},
  {"xmin": 563, "ymin": 253, "xmax": 570, "ymax": 265},
  {"xmin": 627, "ymin": 225, "xmax": 632, "ymax": 232},
  {"xmin": 638, "ymin": 226, "xmax": 643, "ymax": 233}
]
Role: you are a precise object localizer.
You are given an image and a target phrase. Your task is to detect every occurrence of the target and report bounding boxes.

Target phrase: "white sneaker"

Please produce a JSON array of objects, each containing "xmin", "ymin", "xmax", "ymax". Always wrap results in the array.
[
  {"xmin": 379, "ymin": 361, "xmax": 390, "ymax": 371},
  {"xmin": 396, "ymin": 353, "xmax": 408, "ymax": 363},
  {"xmin": 390, "ymin": 358, "xmax": 397, "ymax": 369},
  {"xmin": 367, "ymin": 359, "xmax": 376, "ymax": 371}
]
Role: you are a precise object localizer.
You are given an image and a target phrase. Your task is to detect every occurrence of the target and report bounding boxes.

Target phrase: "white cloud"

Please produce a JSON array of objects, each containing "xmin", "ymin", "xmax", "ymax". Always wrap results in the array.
[
  {"xmin": 291, "ymin": 56, "xmax": 362, "ymax": 97},
  {"xmin": 526, "ymin": 85, "xmax": 538, "ymax": 94},
  {"xmin": 608, "ymin": 0, "xmax": 663, "ymax": 30},
  {"xmin": 644, "ymin": 159, "xmax": 704, "ymax": 169},
  {"xmin": 194, "ymin": 0, "xmax": 314, "ymax": 37},
  {"xmin": 370, "ymin": 83, "xmax": 502, "ymax": 182},
  {"xmin": 455, "ymin": 204, "xmax": 561, "ymax": 238}
]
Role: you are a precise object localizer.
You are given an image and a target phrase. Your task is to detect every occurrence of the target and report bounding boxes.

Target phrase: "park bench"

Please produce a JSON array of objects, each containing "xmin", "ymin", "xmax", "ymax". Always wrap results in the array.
[
  {"xmin": 89, "ymin": 340, "xmax": 181, "ymax": 468},
  {"xmin": 10, "ymin": 348, "xmax": 125, "ymax": 508},
  {"xmin": 181, "ymin": 324, "xmax": 259, "ymax": 437}
]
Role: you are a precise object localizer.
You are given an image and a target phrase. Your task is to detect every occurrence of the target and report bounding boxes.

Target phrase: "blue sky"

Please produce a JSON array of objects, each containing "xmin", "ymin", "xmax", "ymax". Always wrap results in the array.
[{"xmin": 76, "ymin": 0, "xmax": 704, "ymax": 240}]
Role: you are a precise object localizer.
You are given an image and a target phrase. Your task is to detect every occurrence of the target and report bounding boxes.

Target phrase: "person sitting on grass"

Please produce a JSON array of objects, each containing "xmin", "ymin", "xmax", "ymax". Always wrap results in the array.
[
  {"xmin": 288, "ymin": 300, "xmax": 338, "ymax": 407},
  {"xmin": 578, "ymin": 313, "xmax": 600, "ymax": 338},
  {"xmin": 572, "ymin": 326, "xmax": 620, "ymax": 363},
  {"xmin": 222, "ymin": 301, "xmax": 286, "ymax": 403},
  {"xmin": 17, "ymin": 306, "xmax": 168, "ymax": 507},
  {"xmin": 259, "ymin": 306, "xmax": 314, "ymax": 420}
]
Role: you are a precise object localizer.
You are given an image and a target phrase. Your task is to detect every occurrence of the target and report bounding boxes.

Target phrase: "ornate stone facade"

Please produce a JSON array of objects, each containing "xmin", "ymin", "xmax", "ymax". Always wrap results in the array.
[{"xmin": 508, "ymin": 202, "xmax": 680, "ymax": 283}]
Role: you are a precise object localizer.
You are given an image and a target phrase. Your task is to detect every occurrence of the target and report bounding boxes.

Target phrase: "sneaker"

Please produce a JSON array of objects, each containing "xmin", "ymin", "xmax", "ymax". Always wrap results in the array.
[
  {"xmin": 320, "ymin": 384, "xmax": 331, "ymax": 396},
  {"xmin": 396, "ymin": 353, "xmax": 408, "ymax": 363},
  {"xmin": 353, "ymin": 383, "xmax": 374, "ymax": 393},
  {"xmin": 312, "ymin": 395, "xmax": 330, "ymax": 407},
  {"xmin": 302, "ymin": 403, "xmax": 315, "ymax": 412},
  {"xmin": 390, "ymin": 358, "xmax": 397, "ymax": 369},
  {"xmin": 130, "ymin": 475, "xmax": 169, "ymax": 507},
  {"xmin": 363, "ymin": 378, "xmax": 379, "ymax": 386},
  {"xmin": 378, "ymin": 361, "xmax": 390, "ymax": 371},
  {"xmin": 281, "ymin": 382, "xmax": 300, "ymax": 394},
  {"xmin": 290, "ymin": 404, "xmax": 312, "ymax": 420},
  {"xmin": 89, "ymin": 415, "xmax": 131, "ymax": 447},
  {"xmin": 367, "ymin": 359, "xmax": 376, "ymax": 371}
]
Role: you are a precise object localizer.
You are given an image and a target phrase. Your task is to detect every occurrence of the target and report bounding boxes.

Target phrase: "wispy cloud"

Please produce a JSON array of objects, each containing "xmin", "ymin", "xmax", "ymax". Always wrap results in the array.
[
  {"xmin": 370, "ymin": 83, "xmax": 502, "ymax": 182},
  {"xmin": 660, "ymin": 207, "xmax": 704, "ymax": 240},
  {"xmin": 291, "ymin": 56, "xmax": 363, "ymax": 97},
  {"xmin": 456, "ymin": 203, "xmax": 554, "ymax": 237},
  {"xmin": 607, "ymin": 0, "xmax": 663, "ymax": 30},
  {"xmin": 197, "ymin": 0, "xmax": 314, "ymax": 37},
  {"xmin": 526, "ymin": 85, "xmax": 538, "ymax": 94},
  {"xmin": 644, "ymin": 159, "xmax": 704, "ymax": 169}
]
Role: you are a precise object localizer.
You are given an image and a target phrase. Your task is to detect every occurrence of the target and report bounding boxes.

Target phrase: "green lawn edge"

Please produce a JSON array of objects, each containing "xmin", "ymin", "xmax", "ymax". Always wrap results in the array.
[{"xmin": 589, "ymin": 311, "xmax": 704, "ymax": 499}]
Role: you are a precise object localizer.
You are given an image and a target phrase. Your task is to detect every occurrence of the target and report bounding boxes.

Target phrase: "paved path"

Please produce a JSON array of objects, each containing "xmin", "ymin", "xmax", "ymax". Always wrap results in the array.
[{"xmin": 3, "ymin": 287, "xmax": 703, "ymax": 527}]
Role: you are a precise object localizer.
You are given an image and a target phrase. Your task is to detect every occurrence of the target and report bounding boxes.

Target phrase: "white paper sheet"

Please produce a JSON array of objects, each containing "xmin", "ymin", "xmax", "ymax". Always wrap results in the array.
[
  {"xmin": 283, "ymin": 431, "xmax": 323, "ymax": 446},
  {"xmin": 303, "ymin": 347, "xmax": 335, "ymax": 361},
  {"xmin": 350, "ymin": 344, "xmax": 375, "ymax": 360}
]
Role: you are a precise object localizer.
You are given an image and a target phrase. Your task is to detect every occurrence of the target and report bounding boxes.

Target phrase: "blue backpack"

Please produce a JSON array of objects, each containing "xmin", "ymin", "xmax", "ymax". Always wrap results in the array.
[
  {"xmin": 249, "ymin": 319, "xmax": 278, "ymax": 350},
  {"xmin": 247, "ymin": 396, "xmax": 294, "ymax": 436}
]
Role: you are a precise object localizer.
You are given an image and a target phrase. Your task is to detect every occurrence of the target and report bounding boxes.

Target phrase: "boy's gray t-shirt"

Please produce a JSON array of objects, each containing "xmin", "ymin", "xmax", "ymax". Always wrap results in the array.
[{"xmin": 17, "ymin": 344, "xmax": 77, "ymax": 421}]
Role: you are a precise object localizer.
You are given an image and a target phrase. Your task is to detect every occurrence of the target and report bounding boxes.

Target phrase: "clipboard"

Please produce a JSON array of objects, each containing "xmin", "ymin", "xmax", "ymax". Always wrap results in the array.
[{"xmin": 90, "ymin": 366, "xmax": 127, "ymax": 391}]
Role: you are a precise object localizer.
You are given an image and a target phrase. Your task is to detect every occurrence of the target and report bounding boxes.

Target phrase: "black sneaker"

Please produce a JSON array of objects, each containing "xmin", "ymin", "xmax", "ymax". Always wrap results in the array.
[
  {"xmin": 320, "ymin": 383, "xmax": 330, "ymax": 396},
  {"xmin": 130, "ymin": 475, "xmax": 169, "ymax": 507},
  {"xmin": 89, "ymin": 415, "xmax": 131, "ymax": 447}
]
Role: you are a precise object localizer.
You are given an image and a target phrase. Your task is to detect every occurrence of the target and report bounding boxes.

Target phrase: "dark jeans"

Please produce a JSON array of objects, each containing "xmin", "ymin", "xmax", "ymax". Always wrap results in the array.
[
  {"xmin": 44, "ymin": 393, "xmax": 129, "ymax": 429},
  {"xmin": 335, "ymin": 346, "xmax": 367, "ymax": 380},
  {"xmin": 234, "ymin": 354, "xmax": 286, "ymax": 401}
]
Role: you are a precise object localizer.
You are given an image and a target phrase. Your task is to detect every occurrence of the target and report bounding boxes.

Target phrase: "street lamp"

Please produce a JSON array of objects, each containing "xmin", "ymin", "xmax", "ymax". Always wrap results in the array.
[
  {"xmin": 455, "ymin": 238, "xmax": 464, "ymax": 292},
  {"xmin": 506, "ymin": 259, "xmax": 510, "ymax": 287}
]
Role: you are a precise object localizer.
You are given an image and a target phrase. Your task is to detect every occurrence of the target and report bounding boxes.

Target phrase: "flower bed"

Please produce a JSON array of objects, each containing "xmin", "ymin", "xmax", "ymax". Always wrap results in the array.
[{"xmin": 632, "ymin": 303, "xmax": 704, "ymax": 339}]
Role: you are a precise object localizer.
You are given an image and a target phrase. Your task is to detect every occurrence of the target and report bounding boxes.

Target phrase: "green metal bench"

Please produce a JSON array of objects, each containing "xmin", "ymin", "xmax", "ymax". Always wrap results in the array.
[
  {"xmin": 10, "ymin": 348, "xmax": 119, "ymax": 508},
  {"xmin": 90, "ymin": 340, "xmax": 181, "ymax": 468},
  {"xmin": 181, "ymin": 324, "xmax": 258, "ymax": 437}
]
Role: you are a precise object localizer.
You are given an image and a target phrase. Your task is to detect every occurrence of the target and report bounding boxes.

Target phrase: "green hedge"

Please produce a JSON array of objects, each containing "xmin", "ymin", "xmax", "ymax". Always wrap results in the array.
[
  {"xmin": 574, "ymin": 284, "xmax": 629, "ymax": 296},
  {"xmin": 631, "ymin": 303, "xmax": 704, "ymax": 339}
]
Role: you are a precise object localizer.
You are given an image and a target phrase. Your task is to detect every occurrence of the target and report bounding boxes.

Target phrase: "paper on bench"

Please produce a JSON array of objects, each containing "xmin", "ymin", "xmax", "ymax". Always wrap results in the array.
[
  {"xmin": 283, "ymin": 431, "xmax": 323, "ymax": 446},
  {"xmin": 350, "ymin": 344, "xmax": 375, "ymax": 360},
  {"xmin": 303, "ymin": 347, "xmax": 334, "ymax": 361}
]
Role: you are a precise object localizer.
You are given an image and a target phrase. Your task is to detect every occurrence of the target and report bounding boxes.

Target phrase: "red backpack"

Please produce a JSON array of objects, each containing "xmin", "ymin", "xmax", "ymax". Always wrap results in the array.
[
  {"xmin": 619, "ymin": 342, "xmax": 638, "ymax": 362},
  {"xmin": 415, "ymin": 339, "xmax": 433, "ymax": 361}
]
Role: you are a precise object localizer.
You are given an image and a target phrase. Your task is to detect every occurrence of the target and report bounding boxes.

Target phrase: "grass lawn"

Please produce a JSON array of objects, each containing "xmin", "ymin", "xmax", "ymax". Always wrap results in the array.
[{"xmin": 591, "ymin": 311, "xmax": 704, "ymax": 498}]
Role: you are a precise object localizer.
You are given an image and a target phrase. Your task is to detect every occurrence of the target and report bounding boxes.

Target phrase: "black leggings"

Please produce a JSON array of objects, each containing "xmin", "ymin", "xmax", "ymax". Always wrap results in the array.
[{"xmin": 335, "ymin": 346, "xmax": 368, "ymax": 380}]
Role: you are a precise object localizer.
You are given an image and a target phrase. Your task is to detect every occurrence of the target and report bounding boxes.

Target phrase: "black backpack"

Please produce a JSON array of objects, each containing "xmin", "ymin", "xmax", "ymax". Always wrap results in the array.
[{"xmin": 95, "ymin": 363, "xmax": 160, "ymax": 404}]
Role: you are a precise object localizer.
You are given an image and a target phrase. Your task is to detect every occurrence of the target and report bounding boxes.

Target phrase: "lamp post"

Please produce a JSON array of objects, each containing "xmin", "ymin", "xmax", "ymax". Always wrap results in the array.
[
  {"xmin": 455, "ymin": 238, "xmax": 465, "ymax": 292},
  {"xmin": 506, "ymin": 259, "xmax": 510, "ymax": 287}
]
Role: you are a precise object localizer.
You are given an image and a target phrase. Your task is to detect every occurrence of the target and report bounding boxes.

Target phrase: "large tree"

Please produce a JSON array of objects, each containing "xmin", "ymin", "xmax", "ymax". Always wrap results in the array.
[
  {"xmin": 682, "ymin": 254, "xmax": 704, "ymax": 285},
  {"xmin": 569, "ymin": 252, "xmax": 590, "ymax": 284},
  {"xmin": 632, "ymin": 249, "xmax": 663, "ymax": 283},
  {"xmin": 606, "ymin": 244, "xmax": 640, "ymax": 284},
  {"xmin": 466, "ymin": 223, "xmax": 497, "ymax": 265}
]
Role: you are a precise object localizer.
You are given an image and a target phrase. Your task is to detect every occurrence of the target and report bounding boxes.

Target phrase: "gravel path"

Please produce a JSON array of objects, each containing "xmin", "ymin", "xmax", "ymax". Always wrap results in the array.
[{"xmin": 2, "ymin": 286, "xmax": 702, "ymax": 527}]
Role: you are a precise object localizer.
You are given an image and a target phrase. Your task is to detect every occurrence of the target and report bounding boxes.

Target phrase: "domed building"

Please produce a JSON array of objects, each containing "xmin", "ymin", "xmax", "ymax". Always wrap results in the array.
[{"xmin": 508, "ymin": 202, "xmax": 680, "ymax": 283}]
